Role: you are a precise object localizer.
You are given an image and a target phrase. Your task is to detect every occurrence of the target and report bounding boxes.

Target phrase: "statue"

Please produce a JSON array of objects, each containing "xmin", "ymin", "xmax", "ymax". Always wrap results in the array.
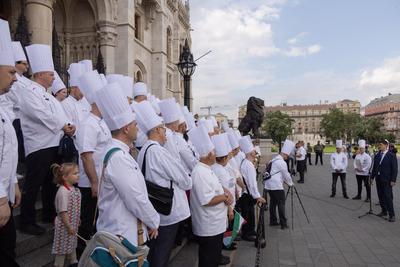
[{"xmin": 238, "ymin": 96, "xmax": 265, "ymax": 138}]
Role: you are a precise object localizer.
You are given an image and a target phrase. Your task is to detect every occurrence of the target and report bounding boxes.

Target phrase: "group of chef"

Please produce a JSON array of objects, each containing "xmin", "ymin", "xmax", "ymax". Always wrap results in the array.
[{"xmin": 0, "ymin": 17, "xmax": 286, "ymax": 267}]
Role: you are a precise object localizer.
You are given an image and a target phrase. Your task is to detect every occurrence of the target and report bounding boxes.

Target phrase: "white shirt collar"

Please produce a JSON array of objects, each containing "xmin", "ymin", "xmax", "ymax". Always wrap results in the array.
[{"xmin": 112, "ymin": 138, "xmax": 131, "ymax": 153}]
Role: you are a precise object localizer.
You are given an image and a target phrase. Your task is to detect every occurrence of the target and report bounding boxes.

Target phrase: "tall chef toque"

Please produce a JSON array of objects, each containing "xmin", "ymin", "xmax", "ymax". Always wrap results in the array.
[
  {"xmin": 12, "ymin": 41, "xmax": 27, "ymax": 62},
  {"xmin": 159, "ymin": 98, "xmax": 180, "ymax": 124},
  {"xmin": 227, "ymin": 128, "xmax": 239, "ymax": 149},
  {"xmin": 95, "ymin": 82, "xmax": 135, "ymax": 131},
  {"xmin": 133, "ymin": 82, "xmax": 148, "ymax": 97},
  {"xmin": 78, "ymin": 70, "xmax": 104, "ymax": 104},
  {"xmin": 211, "ymin": 133, "xmax": 231, "ymax": 157},
  {"xmin": 134, "ymin": 100, "xmax": 164, "ymax": 134},
  {"xmin": 239, "ymin": 135, "xmax": 255, "ymax": 154},
  {"xmin": 188, "ymin": 125, "xmax": 215, "ymax": 158},
  {"xmin": 51, "ymin": 71, "xmax": 67, "ymax": 95},
  {"xmin": 0, "ymin": 19, "xmax": 14, "ymax": 67},
  {"xmin": 336, "ymin": 140, "xmax": 343, "ymax": 148},
  {"xmin": 68, "ymin": 63, "xmax": 85, "ymax": 87},
  {"xmin": 358, "ymin": 139, "xmax": 366, "ymax": 149},
  {"xmin": 26, "ymin": 44, "xmax": 54, "ymax": 74}
]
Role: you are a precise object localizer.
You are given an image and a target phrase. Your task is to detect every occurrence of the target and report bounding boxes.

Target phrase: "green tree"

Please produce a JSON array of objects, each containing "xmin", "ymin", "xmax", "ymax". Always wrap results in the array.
[
  {"xmin": 320, "ymin": 108, "xmax": 346, "ymax": 141},
  {"xmin": 263, "ymin": 111, "xmax": 294, "ymax": 152}
]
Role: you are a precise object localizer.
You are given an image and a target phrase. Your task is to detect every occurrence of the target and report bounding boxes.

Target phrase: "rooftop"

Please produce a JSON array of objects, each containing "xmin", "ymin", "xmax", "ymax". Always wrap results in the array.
[{"xmin": 366, "ymin": 93, "xmax": 400, "ymax": 107}]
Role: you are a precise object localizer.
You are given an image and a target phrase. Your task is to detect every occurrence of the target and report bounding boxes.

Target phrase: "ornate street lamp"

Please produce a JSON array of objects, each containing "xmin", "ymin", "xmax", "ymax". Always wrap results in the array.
[{"xmin": 177, "ymin": 39, "xmax": 196, "ymax": 111}]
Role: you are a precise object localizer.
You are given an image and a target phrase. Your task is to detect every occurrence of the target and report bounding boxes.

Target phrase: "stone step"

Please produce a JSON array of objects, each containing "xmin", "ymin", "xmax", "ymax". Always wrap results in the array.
[
  {"xmin": 15, "ymin": 222, "xmax": 53, "ymax": 258},
  {"xmin": 16, "ymin": 243, "xmax": 54, "ymax": 267}
]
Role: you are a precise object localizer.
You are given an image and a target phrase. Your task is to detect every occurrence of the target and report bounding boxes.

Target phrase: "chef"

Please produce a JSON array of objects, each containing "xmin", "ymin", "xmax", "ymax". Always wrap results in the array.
[
  {"xmin": 19, "ymin": 44, "xmax": 75, "ymax": 235},
  {"xmin": 352, "ymin": 139, "xmax": 372, "ymax": 201},
  {"xmin": 135, "ymin": 100, "xmax": 192, "ymax": 267},
  {"xmin": 188, "ymin": 125, "xmax": 232, "ymax": 267},
  {"xmin": 0, "ymin": 18, "xmax": 21, "ymax": 265},
  {"xmin": 239, "ymin": 135, "xmax": 266, "ymax": 241},
  {"xmin": 51, "ymin": 71, "xmax": 68, "ymax": 102},
  {"xmin": 131, "ymin": 82, "xmax": 149, "ymax": 150},
  {"xmin": 158, "ymin": 98, "xmax": 181, "ymax": 159},
  {"xmin": 330, "ymin": 140, "xmax": 349, "ymax": 199},
  {"xmin": 95, "ymin": 82, "xmax": 160, "ymax": 247},
  {"xmin": 75, "ymin": 70, "xmax": 112, "ymax": 255}
]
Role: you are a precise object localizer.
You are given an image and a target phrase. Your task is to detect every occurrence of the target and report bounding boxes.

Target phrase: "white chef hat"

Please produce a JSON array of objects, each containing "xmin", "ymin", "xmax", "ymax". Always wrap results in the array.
[
  {"xmin": 211, "ymin": 133, "xmax": 231, "ymax": 157},
  {"xmin": 120, "ymin": 76, "xmax": 133, "ymax": 98},
  {"xmin": 234, "ymin": 129, "xmax": 242, "ymax": 141},
  {"xmin": 51, "ymin": 71, "xmax": 66, "ymax": 94},
  {"xmin": 99, "ymin": 73, "xmax": 107, "ymax": 86},
  {"xmin": 188, "ymin": 125, "xmax": 215, "ymax": 158},
  {"xmin": 358, "ymin": 139, "xmax": 366, "ymax": 149},
  {"xmin": 221, "ymin": 120, "xmax": 230, "ymax": 132},
  {"xmin": 197, "ymin": 119, "xmax": 214, "ymax": 134},
  {"xmin": 0, "ymin": 19, "xmax": 15, "ymax": 67},
  {"xmin": 148, "ymin": 94, "xmax": 161, "ymax": 114},
  {"xmin": 12, "ymin": 41, "xmax": 26, "ymax": 62},
  {"xmin": 336, "ymin": 140, "xmax": 343, "ymax": 148},
  {"xmin": 239, "ymin": 135, "xmax": 255, "ymax": 154},
  {"xmin": 209, "ymin": 116, "xmax": 218, "ymax": 127},
  {"xmin": 106, "ymin": 73, "xmax": 123, "ymax": 84},
  {"xmin": 134, "ymin": 100, "xmax": 164, "ymax": 134},
  {"xmin": 79, "ymin": 59, "xmax": 92, "ymax": 73},
  {"xmin": 184, "ymin": 112, "xmax": 196, "ymax": 131},
  {"xmin": 227, "ymin": 129, "xmax": 239, "ymax": 149},
  {"xmin": 68, "ymin": 63, "xmax": 85, "ymax": 87},
  {"xmin": 182, "ymin": 106, "xmax": 190, "ymax": 115},
  {"xmin": 133, "ymin": 82, "xmax": 148, "ymax": 97},
  {"xmin": 159, "ymin": 98, "xmax": 180, "ymax": 124},
  {"xmin": 281, "ymin": 140, "xmax": 295, "ymax": 155},
  {"xmin": 95, "ymin": 82, "xmax": 135, "ymax": 131},
  {"xmin": 26, "ymin": 44, "xmax": 54, "ymax": 73},
  {"xmin": 176, "ymin": 103, "xmax": 186, "ymax": 124},
  {"xmin": 78, "ymin": 70, "xmax": 103, "ymax": 104}
]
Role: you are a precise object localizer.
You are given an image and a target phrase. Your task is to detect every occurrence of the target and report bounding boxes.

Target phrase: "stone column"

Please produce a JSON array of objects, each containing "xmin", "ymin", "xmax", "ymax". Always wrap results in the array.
[
  {"xmin": 25, "ymin": 0, "xmax": 54, "ymax": 45},
  {"xmin": 97, "ymin": 21, "xmax": 117, "ymax": 74},
  {"xmin": 114, "ymin": 0, "xmax": 135, "ymax": 76}
]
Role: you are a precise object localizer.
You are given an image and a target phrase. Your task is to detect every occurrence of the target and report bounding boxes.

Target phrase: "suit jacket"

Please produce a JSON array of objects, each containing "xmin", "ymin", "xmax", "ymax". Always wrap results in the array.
[{"xmin": 371, "ymin": 151, "xmax": 398, "ymax": 182}]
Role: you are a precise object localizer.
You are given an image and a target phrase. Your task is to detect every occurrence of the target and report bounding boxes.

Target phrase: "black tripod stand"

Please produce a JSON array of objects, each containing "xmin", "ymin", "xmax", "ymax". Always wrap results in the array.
[
  {"xmin": 255, "ymin": 203, "xmax": 266, "ymax": 267},
  {"xmin": 285, "ymin": 185, "xmax": 311, "ymax": 229}
]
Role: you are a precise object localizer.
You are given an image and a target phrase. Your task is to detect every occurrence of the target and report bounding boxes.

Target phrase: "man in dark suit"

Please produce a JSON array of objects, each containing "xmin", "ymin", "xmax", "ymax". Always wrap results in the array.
[{"xmin": 371, "ymin": 139, "xmax": 398, "ymax": 222}]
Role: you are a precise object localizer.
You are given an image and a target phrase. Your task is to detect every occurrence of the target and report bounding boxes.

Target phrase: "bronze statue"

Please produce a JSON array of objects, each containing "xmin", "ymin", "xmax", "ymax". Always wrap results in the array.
[{"xmin": 239, "ymin": 96, "xmax": 265, "ymax": 138}]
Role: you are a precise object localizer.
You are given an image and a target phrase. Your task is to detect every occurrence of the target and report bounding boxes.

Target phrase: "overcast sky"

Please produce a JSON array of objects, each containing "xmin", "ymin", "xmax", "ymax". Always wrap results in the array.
[{"xmin": 189, "ymin": 0, "xmax": 400, "ymax": 124}]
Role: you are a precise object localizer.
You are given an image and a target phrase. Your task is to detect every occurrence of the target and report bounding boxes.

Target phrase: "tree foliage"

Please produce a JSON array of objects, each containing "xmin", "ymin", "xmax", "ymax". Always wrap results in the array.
[{"xmin": 263, "ymin": 111, "xmax": 294, "ymax": 151}]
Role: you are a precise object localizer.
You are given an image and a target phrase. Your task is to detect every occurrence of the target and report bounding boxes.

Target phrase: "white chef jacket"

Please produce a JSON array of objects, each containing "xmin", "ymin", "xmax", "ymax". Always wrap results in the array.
[
  {"xmin": 297, "ymin": 146, "xmax": 306, "ymax": 160},
  {"xmin": 188, "ymin": 139, "xmax": 200, "ymax": 160},
  {"xmin": 212, "ymin": 163, "xmax": 236, "ymax": 207},
  {"xmin": 264, "ymin": 155, "xmax": 293, "ymax": 190},
  {"xmin": 137, "ymin": 140, "xmax": 192, "ymax": 226},
  {"xmin": 353, "ymin": 152, "xmax": 372, "ymax": 176},
  {"xmin": 235, "ymin": 151, "xmax": 245, "ymax": 167},
  {"xmin": 330, "ymin": 152, "xmax": 348, "ymax": 173},
  {"xmin": 240, "ymin": 158, "xmax": 261, "ymax": 199},
  {"xmin": 175, "ymin": 132, "xmax": 198, "ymax": 174},
  {"xmin": 226, "ymin": 158, "xmax": 243, "ymax": 197},
  {"xmin": 0, "ymin": 73, "xmax": 32, "ymax": 121},
  {"xmin": 76, "ymin": 113, "xmax": 112, "ymax": 188},
  {"xmin": 61, "ymin": 96, "xmax": 91, "ymax": 127},
  {"xmin": 0, "ymin": 106, "xmax": 18, "ymax": 203},
  {"xmin": 190, "ymin": 162, "xmax": 227, "ymax": 237},
  {"xmin": 97, "ymin": 139, "xmax": 160, "ymax": 246},
  {"xmin": 163, "ymin": 128, "xmax": 181, "ymax": 160},
  {"xmin": 19, "ymin": 81, "xmax": 71, "ymax": 156}
]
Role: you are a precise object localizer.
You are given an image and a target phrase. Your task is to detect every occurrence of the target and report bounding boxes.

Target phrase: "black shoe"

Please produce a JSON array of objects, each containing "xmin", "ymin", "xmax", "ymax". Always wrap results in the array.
[
  {"xmin": 343, "ymin": 195, "xmax": 349, "ymax": 199},
  {"xmin": 242, "ymin": 234, "xmax": 256, "ymax": 242},
  {"xmin": 280, "ymin": 225, "xmax": 289, "ymax": 230},
  {"xmin": 222, "ymin": 244, "xmax": 237, "ymax": 251},
  {"xmin": 269, "ymin": 222, "xmax": 280, "ymax": 226},
  {"xmin": 330, "ymin": 194, "xmax": 335, "ymax": 198},
  {"xmin": 364, "ymin": 198, "xmax": 370, "ymax": 203},
  {"xmin": 297, "ymin": 180, "xmax": 304, "ymax": 184},
  {"xmin": 388, "ymin": 216, "xmax": 396, "ymax": 222},
  {"xmin": 377, "ymin": 211, "xmax": 388, "ymax": 217},
  {"xmin": 352, "ymin": 196, "xmax": 361, "ymax": 200},
  {"xmin": 218, "ymin": 254, "xmax": 230, "ymax": 265},
  {"xmin": 69, "ymin": 264, "xmax": 78, "ymax": 267},
  {"xmin": 19, "ymin": 223, "xmax": 46, "ymax": 236}
]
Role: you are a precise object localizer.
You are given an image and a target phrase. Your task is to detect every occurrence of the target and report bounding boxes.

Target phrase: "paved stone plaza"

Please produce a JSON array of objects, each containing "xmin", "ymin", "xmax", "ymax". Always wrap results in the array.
[{"xmin": 233, "ymin": 155, "xmax": 400, "ymax": 267}]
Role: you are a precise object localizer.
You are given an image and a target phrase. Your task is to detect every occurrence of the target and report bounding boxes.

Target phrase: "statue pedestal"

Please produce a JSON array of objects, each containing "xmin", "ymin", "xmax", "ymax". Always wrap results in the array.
[{"xmin": 259, "ymin": 139, "xmax": 274, "ymax": 165}]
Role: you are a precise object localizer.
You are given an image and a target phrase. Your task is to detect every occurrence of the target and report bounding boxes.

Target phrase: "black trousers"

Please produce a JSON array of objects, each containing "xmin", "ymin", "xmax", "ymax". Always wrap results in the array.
[
  {"xmin": 355, "ymin": 175, "xmax": 371, "ymax": 199},
  {"xmin": 239, "ymin": 193, "xmax": 256, "ymax": 236},
  {"xmin": 332, "ymin": 173, "xmax": 347, "ymax": 196},
  {"xmin": 267, "ymin": 189, "xmax": 287, "ymax": 226},
  {"xmin": 376, "ymin": 179, "xmax": 395, "ymax": 217},
  {"xmin": 297, "ymin": 160, "xmax": 306, "ymax": 181},
  {"xmin": 315, "ymin": 152, "xmax": 323, "ymax": 165},
  {"xmin": 148, "ymin": 222, "xmax": 179, "ymax": 267},
  {"xmin": 13, "ymin": 119, "xmax": 25, "ymax": 163},
  {"xmin": 20, "ymin": 146, "xmax": 59, "ymax": 225},
  {"xmin": 197, "ymin": 233, "xmax": 223, "ymax": 267},
  {"xmin": 0, "ymin": 204, "xmax": 19, "ymax": 267},
  {"xmin": 77, "ymin": 187, "xmax": 97, "ymax": 257},
  {"xmin": 307, "ymin": 153, "xmax": 312, "ymax": 165}
]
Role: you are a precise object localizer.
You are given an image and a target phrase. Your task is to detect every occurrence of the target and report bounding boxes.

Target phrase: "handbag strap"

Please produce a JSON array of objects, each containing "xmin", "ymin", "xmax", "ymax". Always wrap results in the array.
[
  {"xmin": 92, "ymin": 147, "xmax": 122, "ymax": 228},
  {"xmin": 141, "ymin": 143, "xmax": 173, "ymax": 189},
  {"xmin": 240, "ymin": 159, "xmax": 253, "ymax": 198},
  {"xmin": 137, "ymin": 220, "xmax": 145, "ymax": 267}
]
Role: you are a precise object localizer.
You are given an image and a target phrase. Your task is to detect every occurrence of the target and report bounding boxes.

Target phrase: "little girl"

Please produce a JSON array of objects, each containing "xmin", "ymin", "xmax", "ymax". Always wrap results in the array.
[{"xmin": 51, "ymin": 163, "xmax": 81, "ymax": 267}]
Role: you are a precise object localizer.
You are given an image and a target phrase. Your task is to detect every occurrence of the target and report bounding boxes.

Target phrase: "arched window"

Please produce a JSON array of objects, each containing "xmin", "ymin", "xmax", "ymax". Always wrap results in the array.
[
  {"xmin": 135, "ymin": 70, "xmax": 143, "ymax": 82},
  {"xmin": 167, "ymin": 27, "xmax": 172, "ymax": 61}
]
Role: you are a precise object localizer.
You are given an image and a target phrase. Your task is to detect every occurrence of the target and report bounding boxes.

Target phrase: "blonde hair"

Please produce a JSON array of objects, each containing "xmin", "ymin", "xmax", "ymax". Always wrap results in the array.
[{"xmin": 51, "ymin": 163, "xmax": 78, "ymax": 185}]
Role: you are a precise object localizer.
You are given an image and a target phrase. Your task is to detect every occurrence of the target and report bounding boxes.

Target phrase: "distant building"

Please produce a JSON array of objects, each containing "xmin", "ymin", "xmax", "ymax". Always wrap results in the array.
[
  {"xmin": 238, "ymin": 99, "xmax": 360, "ymax": 144},
  {"xmin": 199, "ymin": 112, "xmax": 233, "ymax": 128},
  {"xmin": 364, "ymin": 93, "xmax": 400, "ymax": 141}
]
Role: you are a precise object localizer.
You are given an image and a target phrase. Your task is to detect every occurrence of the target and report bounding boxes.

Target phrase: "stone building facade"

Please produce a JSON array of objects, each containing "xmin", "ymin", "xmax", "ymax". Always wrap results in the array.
[
  {"xmin": 0, "ymin": 0, "xmax": 192, "ymax": 106},
  {"xmin": 365, "ymin": 93, "xmax": 400, "ymax": 141}
]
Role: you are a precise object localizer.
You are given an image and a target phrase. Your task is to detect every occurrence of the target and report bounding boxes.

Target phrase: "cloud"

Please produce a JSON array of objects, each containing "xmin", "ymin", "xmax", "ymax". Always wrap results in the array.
[
  {"xmin": 287, "ymin": 32, "xmax": 308, "ymax": 45},
  {"xmin": 285, "ymin": 44, "xmax": 322, "ymax": 57},
  {"xmin": 359, "ymin": 57, "xmax": 400, "ymax": 90}
]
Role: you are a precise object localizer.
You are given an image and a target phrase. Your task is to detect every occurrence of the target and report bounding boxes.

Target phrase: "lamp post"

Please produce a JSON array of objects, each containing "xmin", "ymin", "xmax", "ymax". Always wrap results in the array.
[{"xmin": 177, "ymin": 39, "xmax": 196, "ymax": 111}]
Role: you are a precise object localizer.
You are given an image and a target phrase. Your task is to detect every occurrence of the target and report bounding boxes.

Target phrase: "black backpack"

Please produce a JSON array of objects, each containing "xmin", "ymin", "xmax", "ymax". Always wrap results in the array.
[{"xmin": 262, "ymin": 159, "xmax": 280, "ymax": 181}]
